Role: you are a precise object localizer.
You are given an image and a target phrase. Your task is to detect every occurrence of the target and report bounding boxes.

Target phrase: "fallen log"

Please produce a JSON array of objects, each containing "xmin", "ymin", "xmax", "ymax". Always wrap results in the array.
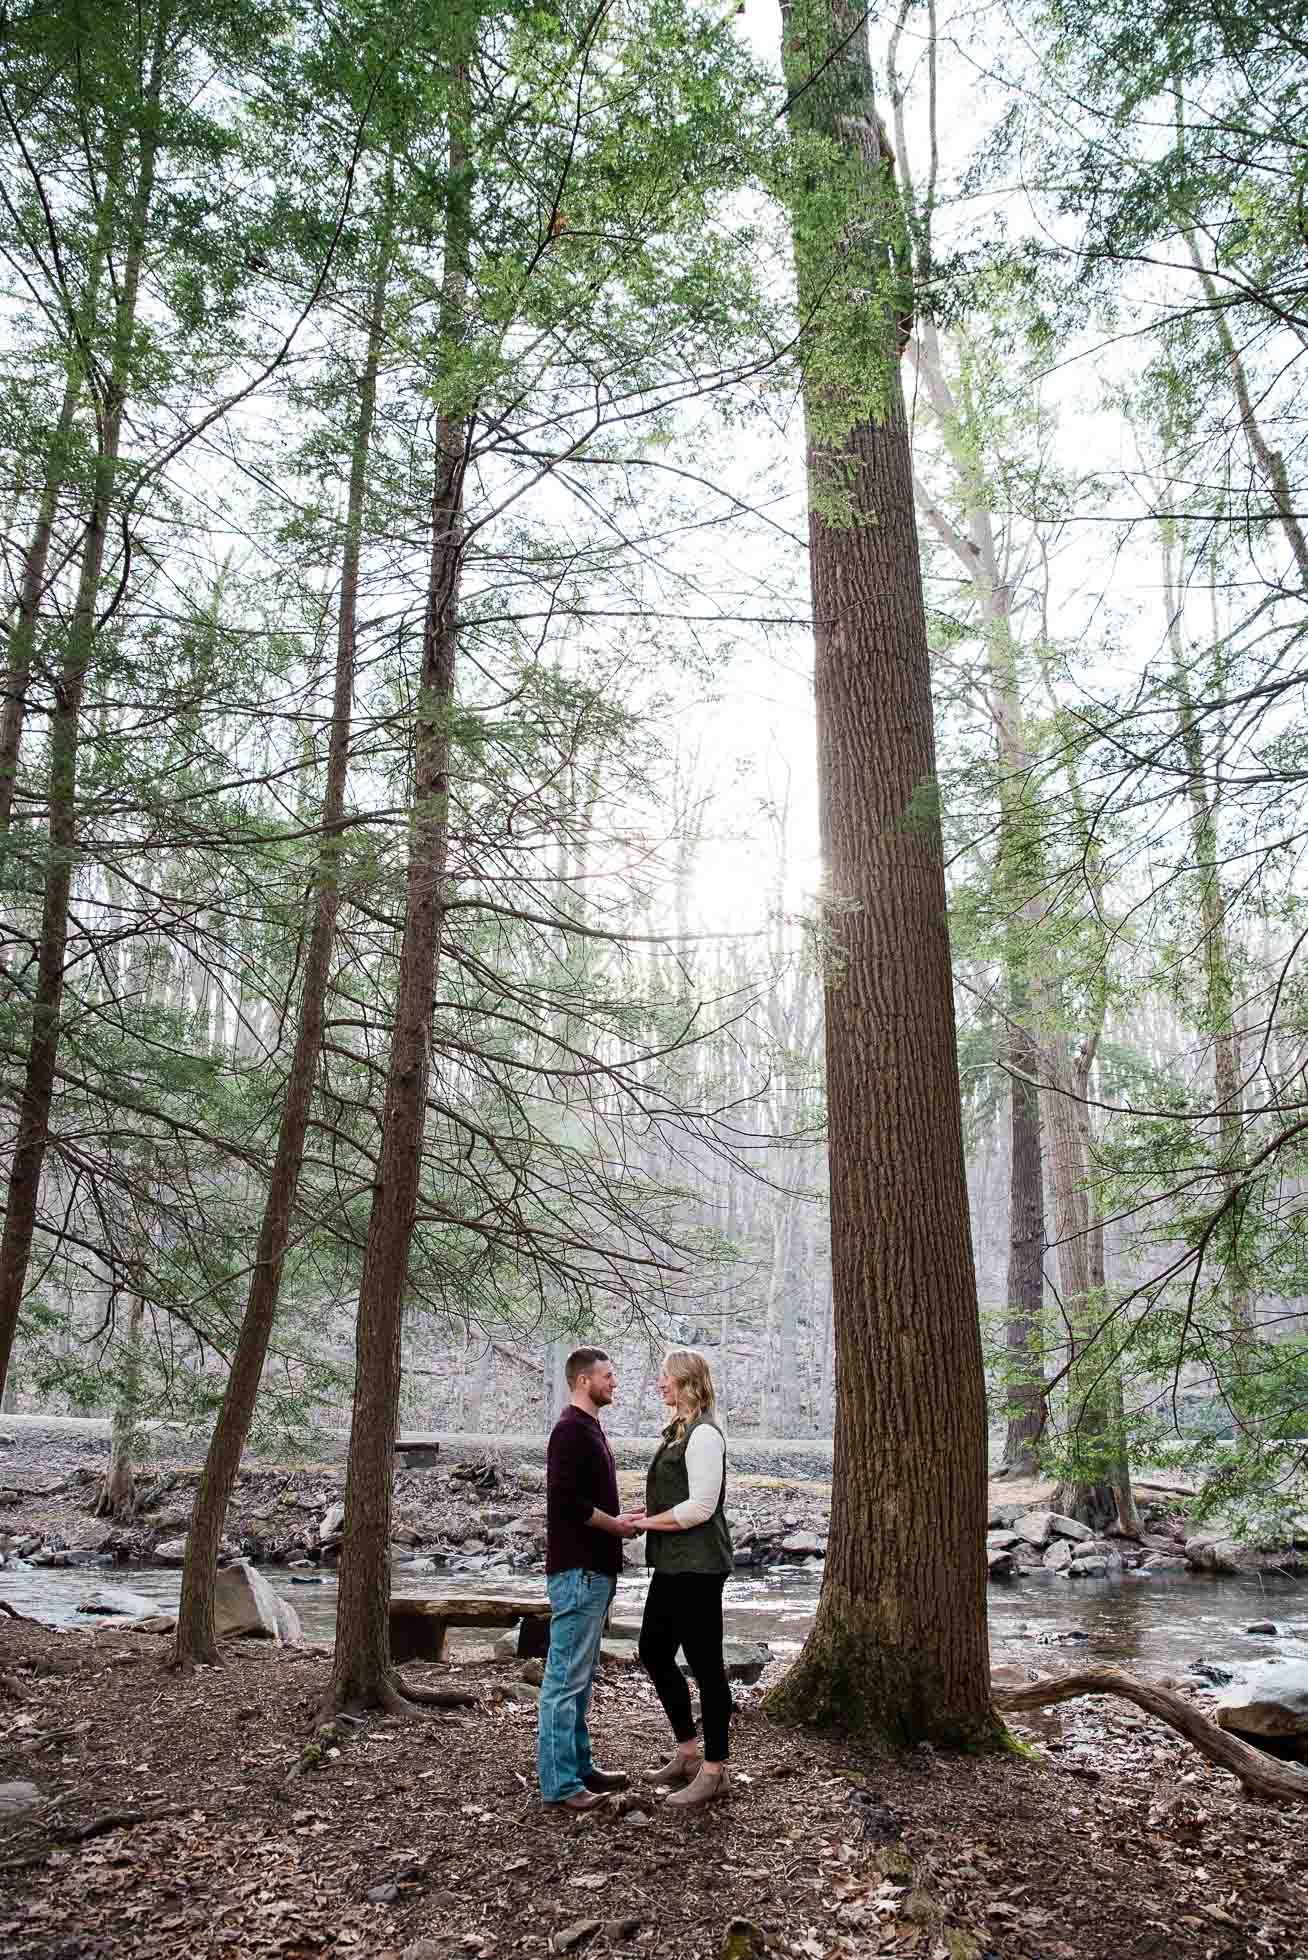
[{"xmin": 993, "ymin": 1666, "xmax": 1308, "ymax": 1802}]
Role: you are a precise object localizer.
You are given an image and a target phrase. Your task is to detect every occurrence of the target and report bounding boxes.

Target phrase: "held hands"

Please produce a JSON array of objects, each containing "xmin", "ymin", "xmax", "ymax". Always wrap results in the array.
[{"xmin": 615, "ymin": 1508, "xmax": 646, "ymax": 1539}]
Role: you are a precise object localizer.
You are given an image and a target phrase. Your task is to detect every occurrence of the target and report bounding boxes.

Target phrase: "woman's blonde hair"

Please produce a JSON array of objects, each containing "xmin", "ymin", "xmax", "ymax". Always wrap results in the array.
[{"xmin": 663, "ymin": 1347, "xmax": 717, "ymax": 1423}]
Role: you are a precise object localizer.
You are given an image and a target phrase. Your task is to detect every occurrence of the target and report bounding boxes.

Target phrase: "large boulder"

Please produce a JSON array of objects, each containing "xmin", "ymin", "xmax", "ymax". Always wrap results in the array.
[
  {"xmin": 986, "ymin": 1546, "xmax": 1017, "ymax": 1580},
  {"xmin": 1184, "ymin": 1535, "xmax": 1249, "ymax": 1574},
  {"xmin": 319, "ymin": 1501, "xmax": 345, "ymax": 1539},
  {"xmin": 987, "ymin": 1502, "xmax": 1028, "ymax": 1530},
  {"xmin": 214, "ymin": 1560, "xmax": 302, "ymax": 1644},
  {"xmin": 76, "ymin": 1585, "xmax": 159, "ymax": 1618},
  {"xmin": 1048, "ymin": 1514, "xmax": 1094, "ymax": 1543},
  {"xmin": 1014, "ymin": 1511, "xmax": 1055, "ymax": 1550},
  {"xmin": 0, "ymin": 1782, "xmax": 43, "ymax": 1820},
  {"xmin": 152, "ymin": 1536, "xmax": 189, "ymax": 1565},
  {"xmin": 1185, "ymin": 1531, "xmax": 1306, "ymax": 1577},
  {"xmin": 152, "ymin": 1505, "xmax": 193, "ymax": 1533},
  {"xmin": 1215, "ymin": 1662, "xmax": 1308, "ymax": 1756},
  {"xmin": 1042, "ymin": 1539, "xmax": 1075, "ymax": 1573},
  {"xmin": 780, "ymin": 1531, "xmax": 825, "ymax": 1558}
]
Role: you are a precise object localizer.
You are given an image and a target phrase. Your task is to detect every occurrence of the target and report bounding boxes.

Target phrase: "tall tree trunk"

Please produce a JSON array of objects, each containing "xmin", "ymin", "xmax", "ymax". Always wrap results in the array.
[
  {"xmin": 328, "ymin": 79, "xmax": 471, "ymax": 1714},
  {"xmin": 171, "ymin": 216, "xmax": 394, "ymax": 1668},
  {"xmin": 1002, "ymin": 1017, "xmax": 1046, "ymax": 1476},
  {"xmin": 0, "ymin": 32, "xmax": 165, "ymax": 1408},
  {"xmin": 94, "ymin": 1294, "xmax": 145, "ymax": 1520},
  {"xmin": 0, "ymin": 376, "xmax": 83, "ymax": 842},
  {"xmin": 908, "ymin": 324, "xmax": 1048, "ymax": 1475},
  {"xmin": 1044, "ymin": 1038, "xmax": 1136, "ymax": 1531},
  {"xmin": 764, "ymin": 0, "xmax": 999, "ymax": 1750},
  {"xmin": 0, "ymin": 133, "xmax": 118, "ymax": 842},
  {"xmin": 1157, "ymin": 501, "xmax": 1253, "ymax": 1403}
]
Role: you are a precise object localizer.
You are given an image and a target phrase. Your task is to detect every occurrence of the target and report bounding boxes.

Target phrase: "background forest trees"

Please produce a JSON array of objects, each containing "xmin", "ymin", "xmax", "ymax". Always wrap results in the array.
[{"xmin": 0, "ymin": 0, "xmax": 1305, "ymax": 1541}]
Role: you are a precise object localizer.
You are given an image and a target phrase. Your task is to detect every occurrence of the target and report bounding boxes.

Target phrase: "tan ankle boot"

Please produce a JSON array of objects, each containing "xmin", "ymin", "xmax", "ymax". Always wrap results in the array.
[
  {"xmin": 664, "ymin": 1764, "xmax": 729, "ymax": 1808},
  {"xmin": 641, "ymin": 1752, "xmax": 701, "ymax": 1789}
]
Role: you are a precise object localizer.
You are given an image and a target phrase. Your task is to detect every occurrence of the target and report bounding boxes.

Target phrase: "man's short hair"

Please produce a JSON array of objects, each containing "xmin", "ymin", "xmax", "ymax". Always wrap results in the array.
[{"xmin": 565, "ymin": 1346, "xmax": 609, "ymax": 1388}]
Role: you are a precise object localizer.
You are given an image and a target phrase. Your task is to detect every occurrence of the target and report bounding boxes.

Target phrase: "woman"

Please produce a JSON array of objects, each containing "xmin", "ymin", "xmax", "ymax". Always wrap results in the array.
[{"xmin": 635, "ymin": 1347, "xmax": 734, "ymax": 1808}]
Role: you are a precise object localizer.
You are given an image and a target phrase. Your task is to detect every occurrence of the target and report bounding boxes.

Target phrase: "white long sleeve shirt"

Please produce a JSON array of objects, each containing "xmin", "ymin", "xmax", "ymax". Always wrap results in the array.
[{"xmin": 670, "ymin": 1423, "xmax": 725, "ymax": 1528}]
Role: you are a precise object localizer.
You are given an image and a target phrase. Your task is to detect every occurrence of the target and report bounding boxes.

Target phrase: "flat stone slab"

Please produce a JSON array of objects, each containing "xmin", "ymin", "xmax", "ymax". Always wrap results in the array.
[{"xmin": 77, "ymin": 1585, "xmax": 159, "ymax": 1618}]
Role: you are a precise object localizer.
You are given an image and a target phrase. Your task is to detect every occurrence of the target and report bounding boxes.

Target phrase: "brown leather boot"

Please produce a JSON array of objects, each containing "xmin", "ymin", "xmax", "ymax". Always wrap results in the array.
[{"xmin": 548, "ymin": 1789, "xmax": 612, "ymax": 1812}]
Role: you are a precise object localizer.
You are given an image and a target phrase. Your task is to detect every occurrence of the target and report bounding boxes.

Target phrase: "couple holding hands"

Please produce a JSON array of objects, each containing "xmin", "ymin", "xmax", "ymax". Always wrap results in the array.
[{"xmin": 537, "ymin": 1346, "xmax": 734, "ymax": 1813}]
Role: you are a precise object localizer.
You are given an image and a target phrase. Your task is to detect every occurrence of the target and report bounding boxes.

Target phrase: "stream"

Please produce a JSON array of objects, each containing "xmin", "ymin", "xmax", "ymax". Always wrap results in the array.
[{"xmin": 3, "ymin": 1559, "xmax": 1306, "ymax": 1675}]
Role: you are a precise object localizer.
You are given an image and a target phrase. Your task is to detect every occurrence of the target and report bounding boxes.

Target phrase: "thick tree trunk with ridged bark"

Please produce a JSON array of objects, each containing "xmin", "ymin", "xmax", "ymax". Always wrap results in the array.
[{"xmin": 765, "ymin": 0, "xmax": 999, "ymax": 1750}]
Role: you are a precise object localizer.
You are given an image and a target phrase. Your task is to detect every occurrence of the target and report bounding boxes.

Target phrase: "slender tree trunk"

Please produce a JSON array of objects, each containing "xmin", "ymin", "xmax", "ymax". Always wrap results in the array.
[
  {"xmin": 0, "ymin": 136, "xmax": 117, "ymax": 842},
  {"xmin": 765, "ymin": 0, "xmax": 999, "ymax": 1750},
  {"xmin": 1044, "ymin": 1039, "xmax": 1136, "ymax": 1531},
  {"xmin": 94, "ymin": 1295, "xmax": 145, "ymax": 1520},
  {"xmin": 328, "ymin": 84, "xmax": 471, "ymax": 1713},
  {"xmin": 0, "ymin": 39, "xmax": 165, "ymax": 1408},
  {"xmin": 1158, "ymin": 504, "xmax": 1254, "ymax": 1401},
  {"xmin": 171, "ymin": 218, "xmax": 394, "ymax": 1668},
  {"xmin": 759, "ymin": 1196, "xmax": 796, "ymax": 1434},
  {"xmin": 908, "ymin": 324, "xmax": 1048, "ymax": 1474},
  {"xmin": 0, "ymin": 377, "xmax": 83, "ymax": 841},
  {"xmin": 1002, "ymin": 1017, "xmax": 1045, "ymax": 1475},
  {"xmin": 1180, "ymin": 240, "xmax": 1308, "ymax": 591}
]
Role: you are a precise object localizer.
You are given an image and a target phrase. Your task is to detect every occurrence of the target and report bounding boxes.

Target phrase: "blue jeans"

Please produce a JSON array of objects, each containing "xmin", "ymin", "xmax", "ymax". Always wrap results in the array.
[{"xmin": 537, "ymin": 1567, "xmax": 616, "ymax": 1801}]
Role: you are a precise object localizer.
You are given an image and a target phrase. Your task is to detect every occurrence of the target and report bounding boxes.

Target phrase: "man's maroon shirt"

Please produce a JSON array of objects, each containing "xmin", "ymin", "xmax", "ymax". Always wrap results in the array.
[{"xmin": 545, "ymin": 1403, "xmax": 621, "ymax": 1576}]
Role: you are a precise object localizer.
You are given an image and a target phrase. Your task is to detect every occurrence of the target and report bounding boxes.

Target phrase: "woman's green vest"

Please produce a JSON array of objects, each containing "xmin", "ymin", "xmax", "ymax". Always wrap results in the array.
[{"xmin": 644, "ymin": 1412, "xmax": 733, "ymax": 1575}]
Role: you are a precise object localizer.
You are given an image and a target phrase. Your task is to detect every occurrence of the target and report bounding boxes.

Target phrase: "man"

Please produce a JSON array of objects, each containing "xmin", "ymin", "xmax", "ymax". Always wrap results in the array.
[{"xmin": 538, "ymin": 1346, "xmax": 640, "ymax": 1811}]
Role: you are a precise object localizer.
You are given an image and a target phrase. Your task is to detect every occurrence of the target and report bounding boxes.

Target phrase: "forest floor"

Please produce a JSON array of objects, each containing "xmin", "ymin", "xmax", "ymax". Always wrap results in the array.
[{"xmin": 2, "ymin": 1611, "xmax": 1306, "ymax": 1960}]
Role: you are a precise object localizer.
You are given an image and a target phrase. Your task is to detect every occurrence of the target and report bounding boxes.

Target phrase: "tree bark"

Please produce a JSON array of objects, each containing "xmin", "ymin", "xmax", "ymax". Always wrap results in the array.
[
  {"xmin": 1044, "ymin": 1037, "xmax": 1136, "ymax": 1531},
  {"xmin": 0, "ymin": 134, "xmax": 118, "ymax": 841},
  {"xmin": 1157, "ymin": 496, "xmax": 1254, "ymax": 1395},
  {"xmin": 907, "ymin": 324, "xmax": 1049, "ymax": 1475},
  {"xmin": 95, "ymin": 1295, "xmax": 144, "ymax": 1521},
  {"xmin": 171, "ymin": 213, "xmax": 393, "ymax": 1668},
  {"xmin": 764, "ymin": 0, "xmax": 1000, "ymax": 1750},
  {"xmin": 328, "ymin": 81, "xmax": 471, "ymax": 1713},
  {"xmin": 0, "ymin": 27, "xmax": 165, "ymax": 1408},
  {"xmin": 1002, "ymin": 1017, "xmax": 1046, "ymax": 1475}
]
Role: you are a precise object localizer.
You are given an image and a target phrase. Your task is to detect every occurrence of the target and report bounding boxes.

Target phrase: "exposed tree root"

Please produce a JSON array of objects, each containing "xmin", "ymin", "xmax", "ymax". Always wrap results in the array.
[
  {"xmin": 0, "ymin": 1803, "xmax": 193, "ymax": 1874},
  {"xmin": 0, "ymin": 1599, "xmax": 38, "ymax": 1623},
  {"xmin": 163, "ymin": 1639, "xmax": 221, "ymax": 1675},
  {"xmin": 315, "ymin": 1669, "xmax": 476, "ymax": 1727},
  {"xmin": 393, "ymin": 1673, "xmax": 477, "ymax": 1709},
  {"xmin": 378, "ymin": 1677, "xmax": 447, "ymax": 1719},
  {"xmin": 993, "ymin": 1666, "xmax": 1308, "ymax": 1801}
]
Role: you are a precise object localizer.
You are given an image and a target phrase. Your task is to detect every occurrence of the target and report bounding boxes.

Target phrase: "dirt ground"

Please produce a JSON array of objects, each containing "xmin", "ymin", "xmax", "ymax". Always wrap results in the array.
[{"xmin": 1, "ymin": 1613, "xmax": 1305, "ymax": 1960}]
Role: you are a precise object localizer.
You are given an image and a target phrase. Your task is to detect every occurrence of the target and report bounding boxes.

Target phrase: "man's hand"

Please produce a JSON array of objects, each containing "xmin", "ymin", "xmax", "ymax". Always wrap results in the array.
[{"xmin": 614, "ymin": 1511, "xmax": 644, "ymax": 1539}]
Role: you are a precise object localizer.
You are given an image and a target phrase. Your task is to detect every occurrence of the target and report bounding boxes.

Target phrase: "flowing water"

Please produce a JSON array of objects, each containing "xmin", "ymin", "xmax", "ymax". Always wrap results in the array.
[{"xmin": 2, "ymin": 1559, "xmax": 1306, "ymax": 1676}]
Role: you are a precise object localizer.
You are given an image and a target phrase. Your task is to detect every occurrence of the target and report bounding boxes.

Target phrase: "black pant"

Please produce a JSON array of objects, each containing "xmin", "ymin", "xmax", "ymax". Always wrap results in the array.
[{"xmin": 638, "ymin": 1570, "xmax": 732, "ymax": 1763}]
